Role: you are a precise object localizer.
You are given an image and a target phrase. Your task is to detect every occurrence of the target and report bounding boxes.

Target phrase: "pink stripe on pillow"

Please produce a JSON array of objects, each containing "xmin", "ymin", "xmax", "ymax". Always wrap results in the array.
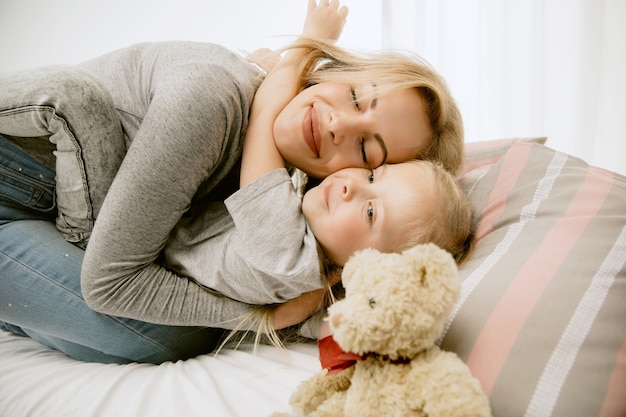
[
  {"xmin": 600, "ymin": 338, "xmax": 626, "ymax": 417},
  {"xmin": 466, "ymin": 170, "xmax": 614, "ymax": 395},
  {"xmin": 525, "ymin": 223, "xmax": 626, "ymax": 417},
  {"xmin": 475, "ymin": 143, "xmax": 532, "ymax": 241}
]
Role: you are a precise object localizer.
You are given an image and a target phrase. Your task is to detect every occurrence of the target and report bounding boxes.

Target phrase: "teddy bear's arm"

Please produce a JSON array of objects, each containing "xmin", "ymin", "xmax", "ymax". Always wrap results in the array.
[
  {"xmin": 289, "ymin": 367, "xmax": 354, "ymax": 415},
  {"xmin": 410, "ymin": 350, "xmax": 492, "ymax": 417},
  {"xmin": 307, "ymin": 391, "xmax": 348, "ymax": 417}
]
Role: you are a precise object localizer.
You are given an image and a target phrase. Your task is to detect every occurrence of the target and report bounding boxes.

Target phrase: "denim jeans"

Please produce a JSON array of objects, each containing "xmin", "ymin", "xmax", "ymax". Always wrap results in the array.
[
  {"xmin": 0, "ymin": 65, "xmax": 127, "ymax": 248},
  {"xmin": 0, "ymin": 70, "xmax": 226, "ymax": 364}
]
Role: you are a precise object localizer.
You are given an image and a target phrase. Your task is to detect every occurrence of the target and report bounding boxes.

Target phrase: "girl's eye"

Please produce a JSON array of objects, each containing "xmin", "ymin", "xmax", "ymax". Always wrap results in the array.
[
  {"xmin": 367, "ymin": 171, "xmax": 374, "ymax": 183},
  {"xmin": 350, "ymin": 86, "xmax": 360, "ymax": 111},
  {"xmin": 366, "ymin": 203, "xmax": 374, "ymax": 223}
]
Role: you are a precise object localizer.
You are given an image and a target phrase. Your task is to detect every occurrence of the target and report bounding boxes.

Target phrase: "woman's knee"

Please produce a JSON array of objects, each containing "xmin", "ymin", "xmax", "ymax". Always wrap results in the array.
[{"xmin": 0, "ymin": 66, "xmax": 115, "ymax": 116}]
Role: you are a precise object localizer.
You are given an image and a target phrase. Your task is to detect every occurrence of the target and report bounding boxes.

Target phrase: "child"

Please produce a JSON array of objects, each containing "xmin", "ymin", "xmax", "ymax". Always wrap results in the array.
[{"xmin": 163, "ymin": 158, "xmax": 473, "ymax": 306}]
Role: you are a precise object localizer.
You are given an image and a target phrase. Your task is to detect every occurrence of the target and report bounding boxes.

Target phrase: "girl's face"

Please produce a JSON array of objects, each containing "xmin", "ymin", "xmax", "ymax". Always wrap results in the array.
[
  {"xmin": 302, "ymin": 162, "xmax": 436, "ymax": 266},
  {"xmin": 273, "ymin": 82, "xmax": 432, "ymax": 179}
]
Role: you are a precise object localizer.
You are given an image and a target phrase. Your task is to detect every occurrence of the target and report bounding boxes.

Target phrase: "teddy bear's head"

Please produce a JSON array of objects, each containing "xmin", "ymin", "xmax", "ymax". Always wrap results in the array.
[{"xmin": 327, "ymin": 243, "xmax": 460, "ymax": 360}]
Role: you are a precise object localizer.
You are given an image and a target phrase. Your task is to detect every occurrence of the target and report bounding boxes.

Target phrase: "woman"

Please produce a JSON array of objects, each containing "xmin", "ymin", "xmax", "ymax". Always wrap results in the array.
[{"xmin": 0, "ymin": 0, "xmax": 464, "ymax": 364}]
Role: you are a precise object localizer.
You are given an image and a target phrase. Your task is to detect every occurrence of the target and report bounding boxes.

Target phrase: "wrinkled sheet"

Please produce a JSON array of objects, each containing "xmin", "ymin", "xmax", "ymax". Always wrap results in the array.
[{"xmin": 0, "ymin": 330, "xmax": 319, "ymax": 417}]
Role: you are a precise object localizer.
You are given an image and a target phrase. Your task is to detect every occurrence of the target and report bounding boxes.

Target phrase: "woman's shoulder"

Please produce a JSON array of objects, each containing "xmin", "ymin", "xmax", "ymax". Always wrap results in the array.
[{"xmin": 80, "ymin": 41, "xmax": 262, "ymax": 93}]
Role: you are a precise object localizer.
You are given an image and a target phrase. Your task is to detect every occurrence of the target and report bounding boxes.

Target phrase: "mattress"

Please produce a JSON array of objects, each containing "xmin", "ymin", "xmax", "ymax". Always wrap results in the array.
[{"xmin": 0, "ymin": 329, "xmax": 319, "ymax": 417}]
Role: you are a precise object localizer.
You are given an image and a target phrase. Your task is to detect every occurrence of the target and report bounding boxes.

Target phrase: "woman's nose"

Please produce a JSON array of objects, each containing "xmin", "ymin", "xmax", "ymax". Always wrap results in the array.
[{"xmin": 329, "ymin": 112, "xmax": 360, "ymax": 145}]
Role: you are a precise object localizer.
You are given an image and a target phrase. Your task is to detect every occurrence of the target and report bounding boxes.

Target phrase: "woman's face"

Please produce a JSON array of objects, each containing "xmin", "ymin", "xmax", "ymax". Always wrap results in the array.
[
  {"xmin": 273, "ymin": 82, "xmax": 432, "ymax": 179},
  {"xmin": 302, "ymin": 162, "xmax": 436, "ymax": 266}
]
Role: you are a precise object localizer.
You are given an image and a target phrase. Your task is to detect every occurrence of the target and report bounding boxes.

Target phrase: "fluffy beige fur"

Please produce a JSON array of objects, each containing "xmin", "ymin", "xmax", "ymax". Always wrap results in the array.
[{"xmin": 274, "ymin": 243, "xmax": 492, "ymax": 417}]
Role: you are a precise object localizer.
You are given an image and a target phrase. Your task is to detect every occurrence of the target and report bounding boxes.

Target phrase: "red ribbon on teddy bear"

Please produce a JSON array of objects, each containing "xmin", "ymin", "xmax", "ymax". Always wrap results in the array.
[{"xmin": 318, "ymin": 335, "xmax": 363, "ymax": 375}]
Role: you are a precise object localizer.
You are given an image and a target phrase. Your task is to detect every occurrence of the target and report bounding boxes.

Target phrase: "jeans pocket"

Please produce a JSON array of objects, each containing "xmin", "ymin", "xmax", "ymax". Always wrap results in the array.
[
  {"xmin": 0, "ymin": 139, "xmax": 56, "ymax": 213},
  {"xmin": 0, "ymin": 165, "xmax": 55, "ymax": 212}
]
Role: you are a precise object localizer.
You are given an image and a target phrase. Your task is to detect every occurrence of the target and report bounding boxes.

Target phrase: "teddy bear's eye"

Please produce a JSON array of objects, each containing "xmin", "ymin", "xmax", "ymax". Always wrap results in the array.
[{"xmin": 369, "ymin": 298, "xmax": 376, "ymax": 308}]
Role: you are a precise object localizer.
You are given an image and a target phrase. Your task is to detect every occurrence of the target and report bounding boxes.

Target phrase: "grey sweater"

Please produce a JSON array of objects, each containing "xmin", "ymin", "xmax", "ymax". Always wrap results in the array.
[{"xmin": 78, "ymin": 41, "xmax": 320, "ymax": 332}]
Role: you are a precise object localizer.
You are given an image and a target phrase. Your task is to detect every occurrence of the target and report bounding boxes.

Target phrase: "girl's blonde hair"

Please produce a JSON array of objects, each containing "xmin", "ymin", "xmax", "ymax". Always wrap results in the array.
[
  {"xmin": 389, "ymin": 160, "xmax": 474, "ymax": 264},
  {"xmin": 271, "ymin": 38, "xmax": 465, "ymax": 176}
]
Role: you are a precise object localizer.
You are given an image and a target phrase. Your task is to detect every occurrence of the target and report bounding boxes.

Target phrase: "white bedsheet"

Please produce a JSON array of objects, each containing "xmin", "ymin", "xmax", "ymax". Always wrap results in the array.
[{"xmin": 0, "ymin": 330, "xmax": 320, "ymax": 417}]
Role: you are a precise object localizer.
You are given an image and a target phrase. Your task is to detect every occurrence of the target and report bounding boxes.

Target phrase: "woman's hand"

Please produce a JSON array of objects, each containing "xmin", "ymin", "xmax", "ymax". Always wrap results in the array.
[
  {"xmin": 272, "ymin": 288, "xmax": 327, "ymax": 330},
  {"xmin": 301, "ymin": 0, "xmax": 349, "ymax": 42}
]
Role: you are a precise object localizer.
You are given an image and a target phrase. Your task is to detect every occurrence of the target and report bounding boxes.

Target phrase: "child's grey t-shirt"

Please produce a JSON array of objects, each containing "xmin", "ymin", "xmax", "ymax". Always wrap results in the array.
[{"xmin": 163, "ymin": 168, "xmax": 323, "ymax": 305}]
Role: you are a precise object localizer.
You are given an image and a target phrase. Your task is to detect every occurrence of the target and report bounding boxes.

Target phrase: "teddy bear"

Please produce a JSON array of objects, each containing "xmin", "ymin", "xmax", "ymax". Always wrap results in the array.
[{"xmin": 273, "ymin": 243, "xmax": 492, "ymax": 417}]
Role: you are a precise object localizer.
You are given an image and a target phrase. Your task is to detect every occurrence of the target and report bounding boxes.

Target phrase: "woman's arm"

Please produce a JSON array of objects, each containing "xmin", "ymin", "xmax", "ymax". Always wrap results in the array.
[
  {"xmin": 273, "ymin": 288, "xmax": 328, "ymax": 330},
  {"xmin": 80, "ymin": 43, "xmax": 267, "ymax": 329},
  {"xmin": 239, "ymin": 0, "xmax": 348, "ymax": 187}
]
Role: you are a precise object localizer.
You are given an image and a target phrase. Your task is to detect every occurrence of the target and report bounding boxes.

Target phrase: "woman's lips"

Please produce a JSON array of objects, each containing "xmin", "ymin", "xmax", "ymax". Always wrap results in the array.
[{"xmin": 302, "ymin": 106, "xmax": 320, "ymax": 157}]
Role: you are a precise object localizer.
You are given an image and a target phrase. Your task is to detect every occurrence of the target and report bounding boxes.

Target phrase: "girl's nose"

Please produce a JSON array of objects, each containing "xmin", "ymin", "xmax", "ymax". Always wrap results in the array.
[{"xmin": 341, "ymin": 177, "xmax": 356, "ymax": 201}]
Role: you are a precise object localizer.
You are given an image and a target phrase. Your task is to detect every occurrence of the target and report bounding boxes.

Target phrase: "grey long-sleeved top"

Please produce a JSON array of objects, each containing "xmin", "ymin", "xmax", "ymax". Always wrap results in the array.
[{"xmin": 78, "ymin": 41, "xmax": 320, "ymax": 331}]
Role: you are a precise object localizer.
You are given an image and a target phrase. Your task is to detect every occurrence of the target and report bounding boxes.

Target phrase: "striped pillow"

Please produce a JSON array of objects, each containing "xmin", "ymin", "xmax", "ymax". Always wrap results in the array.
[
  {"xmin": 463, "ymin": 137, "xmax": 547, "ymax": 175},
  {"xmin": 442, "ymin": 141, "xmax": 626, "ymax": 417}
]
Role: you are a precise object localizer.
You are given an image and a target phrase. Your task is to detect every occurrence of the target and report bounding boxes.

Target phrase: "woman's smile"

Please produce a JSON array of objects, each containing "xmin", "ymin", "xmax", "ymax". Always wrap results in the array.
[{"xmin": 302, "ymin": 106, "xmax": 320, "ymax": 157}]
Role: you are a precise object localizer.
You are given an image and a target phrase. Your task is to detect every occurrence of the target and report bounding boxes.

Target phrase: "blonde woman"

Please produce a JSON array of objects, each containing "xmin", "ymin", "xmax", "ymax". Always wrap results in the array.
[{"xmin": 0, "ymin": 0, "xmax": 466, "ymax": 363}]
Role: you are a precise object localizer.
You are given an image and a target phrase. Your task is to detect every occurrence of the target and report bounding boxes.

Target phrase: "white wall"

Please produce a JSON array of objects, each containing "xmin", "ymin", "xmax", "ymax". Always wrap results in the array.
[
  {"xmin": 382, "ymin": 0, "xmax": 626, "ymax": 175},
  {"xmin": 0, "ymin": 0, "xmax": 382, "ymax": 71}
]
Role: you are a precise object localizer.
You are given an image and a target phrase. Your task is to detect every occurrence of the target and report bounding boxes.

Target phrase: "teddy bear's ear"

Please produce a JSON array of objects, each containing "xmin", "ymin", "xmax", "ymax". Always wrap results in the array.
[
  {"xmin": 403, "ymin": 243, "xmax": 458, "ymax": 280},
  {"xmin": 403, "ymin": 243, "xmax": 460, "ymax": 301},
  {"xmin": 341, "ymin": 248, "xmax": 382, "ymax": 289}
]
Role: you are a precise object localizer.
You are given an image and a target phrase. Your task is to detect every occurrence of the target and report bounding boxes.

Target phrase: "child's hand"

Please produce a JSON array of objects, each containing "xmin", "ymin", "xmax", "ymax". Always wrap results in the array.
[
  {"xmin": 301, "ymin": 0, "xmax": 349, "ymax": 42},
  {"xmin": 247, "ymin": 48, "xmax": 280, "ymax": 71}
]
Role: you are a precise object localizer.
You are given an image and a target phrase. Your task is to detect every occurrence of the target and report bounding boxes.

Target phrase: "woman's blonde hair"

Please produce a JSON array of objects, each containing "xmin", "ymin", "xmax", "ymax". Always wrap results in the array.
[{"xmin": 272, "ymin": 38, "xmax": 465, "ymax": 176}]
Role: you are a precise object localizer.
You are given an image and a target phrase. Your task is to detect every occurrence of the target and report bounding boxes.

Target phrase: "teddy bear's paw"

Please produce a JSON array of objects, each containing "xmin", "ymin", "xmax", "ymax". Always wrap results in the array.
[
  {"xmin": 290, "ymin": 369, "xmax": 353, "ymax": 414},
  {"xmin": 306, "ymin": 391, "xmax": 347, "ymax": 417}
]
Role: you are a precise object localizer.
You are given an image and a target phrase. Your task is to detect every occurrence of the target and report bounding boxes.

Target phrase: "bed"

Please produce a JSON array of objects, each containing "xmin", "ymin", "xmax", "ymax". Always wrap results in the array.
[{"xmin": 1, "ymin": 138, "xmax": 625, "ymax": 417}]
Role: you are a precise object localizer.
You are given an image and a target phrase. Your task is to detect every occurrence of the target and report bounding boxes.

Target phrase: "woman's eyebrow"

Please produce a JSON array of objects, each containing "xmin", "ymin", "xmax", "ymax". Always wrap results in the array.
[{"xmin": 369, "ymin": 83, "xmax": 378, "ymax": 109}]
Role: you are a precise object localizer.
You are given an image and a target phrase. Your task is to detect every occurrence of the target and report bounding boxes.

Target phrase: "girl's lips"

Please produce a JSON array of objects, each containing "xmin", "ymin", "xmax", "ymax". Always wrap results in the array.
[
  {"xmin": 323, "ymin": 184, "xmax": 330, "ymax": 209},
  {"xmin": 320, "ymin": 183, "xmax": 333, "ymax": 212},
  {"xmin": 302, "ymin": 106, "xmax": 320, "ymax": 157}
]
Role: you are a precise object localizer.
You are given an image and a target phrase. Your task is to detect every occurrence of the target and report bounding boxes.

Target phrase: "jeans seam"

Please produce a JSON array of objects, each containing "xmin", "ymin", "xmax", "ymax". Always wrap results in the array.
[{"xmin": 0, "ymin": 245, "xmax": 180, "ymax": 359}]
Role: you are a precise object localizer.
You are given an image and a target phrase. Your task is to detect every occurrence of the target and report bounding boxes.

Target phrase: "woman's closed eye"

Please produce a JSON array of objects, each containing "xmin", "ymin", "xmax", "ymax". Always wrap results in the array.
[{"xmin": 360, "ymin": 137, "xmax": 370, "ymax": 168}]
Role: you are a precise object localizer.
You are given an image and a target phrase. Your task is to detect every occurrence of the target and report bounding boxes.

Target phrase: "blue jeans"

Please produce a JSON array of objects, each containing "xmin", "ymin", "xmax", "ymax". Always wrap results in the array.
[
  {"xmin": 0, "ymin": 65, "xmax": 127, "ymax": 248},
  {"xmin": 0, "ymin": 71, "xmax": 225, "ymax": 364}
]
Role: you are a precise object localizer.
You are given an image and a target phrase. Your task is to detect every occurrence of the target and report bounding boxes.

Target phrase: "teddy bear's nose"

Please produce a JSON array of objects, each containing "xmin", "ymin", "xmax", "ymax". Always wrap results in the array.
[{"xmin": 331, "ymin": 313, "xmax": 342, "ymax": 328}]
